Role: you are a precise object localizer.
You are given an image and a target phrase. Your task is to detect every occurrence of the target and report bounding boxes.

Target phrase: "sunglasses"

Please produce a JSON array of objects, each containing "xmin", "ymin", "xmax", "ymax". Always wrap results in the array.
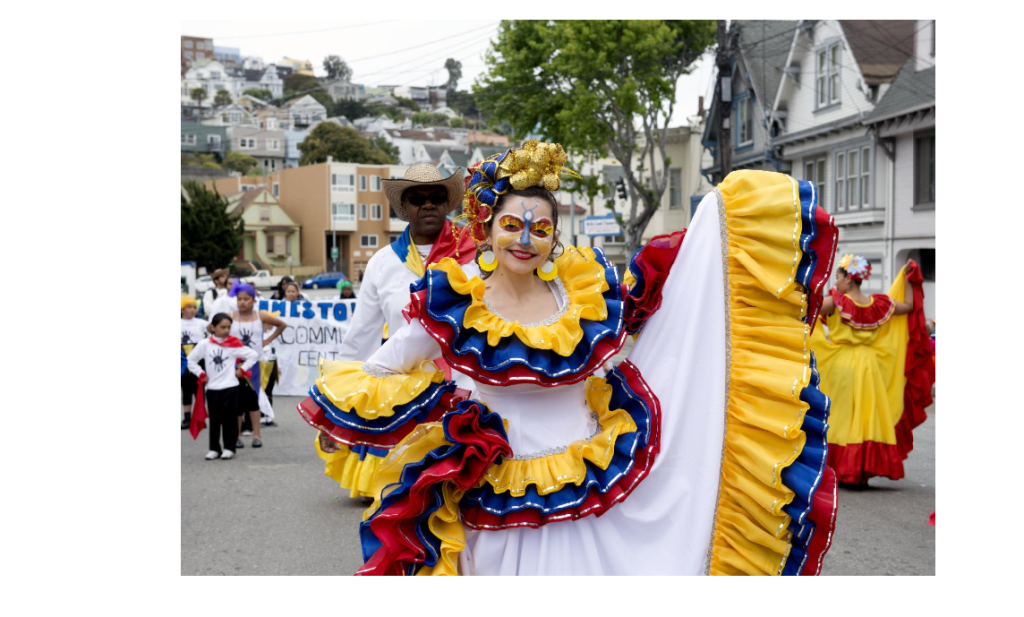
[{"xmin": 406, "ymin": 191, "xmax": 448, "ymax": 207}]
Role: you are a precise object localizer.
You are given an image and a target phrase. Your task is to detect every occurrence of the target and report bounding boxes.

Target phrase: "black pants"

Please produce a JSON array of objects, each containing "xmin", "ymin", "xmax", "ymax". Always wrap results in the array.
[
  {"xmin": 206, "ymin": 386, "xmax": 239, "ymax": 454},
  {"xmin": 264, "ymin": 360, "xmax": 278, "ymax": 404}
]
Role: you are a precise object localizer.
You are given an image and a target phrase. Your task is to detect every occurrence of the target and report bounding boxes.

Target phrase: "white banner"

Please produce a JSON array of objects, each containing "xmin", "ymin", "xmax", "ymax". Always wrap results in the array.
[{"xmin": 257, "ymin": 298, "xmax": 357, "ymax": 396}]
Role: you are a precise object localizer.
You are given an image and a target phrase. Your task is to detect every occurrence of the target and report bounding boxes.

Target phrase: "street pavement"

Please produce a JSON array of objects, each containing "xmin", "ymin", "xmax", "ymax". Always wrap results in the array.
[{"xmin": 181, "ymin": 395, "xmax": 935, "ymax": 576}]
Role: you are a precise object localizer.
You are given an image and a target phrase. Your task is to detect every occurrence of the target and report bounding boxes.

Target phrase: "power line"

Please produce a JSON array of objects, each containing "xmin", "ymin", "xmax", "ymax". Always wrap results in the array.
[
  {"xmin": 348, "ymin": 23, "xmax": 499, "ymax": 63},
  {"xmin": 356, "ymin": 31, "xmax": 497, "ymax": 80}
]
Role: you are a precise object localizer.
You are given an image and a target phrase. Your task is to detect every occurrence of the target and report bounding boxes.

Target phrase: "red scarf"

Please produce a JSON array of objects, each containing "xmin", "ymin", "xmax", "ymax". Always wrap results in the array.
[
  {"xmin": 427, "ymin": 220, "xmax": 478, "ymax": 266},
  {"xmin": 208, "ymin": 335, "xmax": 244, "ymax": 348},
  {"xmin": 190, "ymin": 373, "xmax": 208, "ymax": 440}
]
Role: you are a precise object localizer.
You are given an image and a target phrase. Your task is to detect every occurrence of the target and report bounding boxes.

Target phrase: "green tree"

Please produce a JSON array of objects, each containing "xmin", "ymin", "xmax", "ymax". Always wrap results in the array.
[
  {"xmin": 283, "ymin": 73, "xmax": 333, "ymax": 108},
  {"xmin": 476, "ymin": 20, "xmax": 716, "ymax": 255},
  {"xmin": 243, "ymin": 88, "xmax": 274, "ymax": 101},
  {"xmin": 444, "ymin": 58, "xmax": 463, "ymax": 93},
  {"xmin": 298, "ymin": 123, "xmax": 398, "ymax": 166},
  {"xmin": 223, "ymin": 151, "xmax": 258, "ymax": 174},
  {"xmin": 190, "ymin": 87, "xmax": 208, "ymax": 119},
  {"xmin": 332, "ymin": 99, "xmax": 369, "ymax": 120},
  {"xmin": 323, "ymin": 55, "xmax": 352, "ymax": 81},
  {"xmin": 430, "ymin": 113, "xmax": 449, "ymax": 126},
  {"xmin": 370, "ymin": 136, "xmax": 401, "ymax": 163},
  {"xmin": 411, "ymin": 111, "xmax": 431, "ymax": 126},
  {"xmin": 394, "ymin": 96, "xmax": 420, "ymax": 112},
  {"xmin": 213, "ymin": 89, "xmax": 232, "ymax": 107},
  {"xmin": 181, "ymin": 181, "xmax": 244, "ymax": 272},
  {"xmin": 449, "ymin": 117, "xmax": 465, "ymax": 128}
]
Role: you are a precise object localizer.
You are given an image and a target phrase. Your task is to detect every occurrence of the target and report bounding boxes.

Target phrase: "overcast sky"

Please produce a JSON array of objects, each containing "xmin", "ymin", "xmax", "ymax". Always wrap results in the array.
[{"xmin": 181, "ymin": 20, "xmax": 714, "ymax": 126}]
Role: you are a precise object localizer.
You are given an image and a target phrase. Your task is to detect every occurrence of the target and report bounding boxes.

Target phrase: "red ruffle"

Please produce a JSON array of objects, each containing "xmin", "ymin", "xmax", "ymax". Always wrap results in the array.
[
  {"xmin": 623, "ymin": 231, "xmax": 685, "ymax": 334},
  {"xmin": 831, "ymin": 289, "xmax": 895, "ymax": 330},
  {"xmin": 406, "ymin": 288, "xmax": 628, "ymax": 387},
  {"xmin": 295, "ymin": 391, "xmax": 464, "ymax": 449},
  {"xmin": 801, "ymin": 465, "xmax": 838, "ymax": 576},
  {"xmin": 357, "ymin": 402, "xmax": 512, "ymax": 576},
  {"xmin": 805, "ymin": 207, "xmax": 838, "ymax": 332},
  {"xmin": 827, "ymin": 441, "xmax": 906, "ymax": 485},
  {"xmin": 899, "ymin": 259, "xmax": 934, "ymax": 457},
  {"xmin": 460, "ymin": 361, "xmax": 662, "ymax": 530}
]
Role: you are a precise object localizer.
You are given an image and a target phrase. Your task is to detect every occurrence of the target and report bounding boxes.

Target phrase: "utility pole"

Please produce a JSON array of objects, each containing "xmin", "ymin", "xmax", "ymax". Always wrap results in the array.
[{"xmin": 716, "ymin": 20, "xmax": 734, "ymax": 182}]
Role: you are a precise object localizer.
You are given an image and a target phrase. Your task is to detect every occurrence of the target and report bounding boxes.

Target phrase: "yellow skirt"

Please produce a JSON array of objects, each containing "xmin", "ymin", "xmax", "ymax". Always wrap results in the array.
[{"xmin": 314, "ymin": 436, "xmax": 384, "ymax": 499}]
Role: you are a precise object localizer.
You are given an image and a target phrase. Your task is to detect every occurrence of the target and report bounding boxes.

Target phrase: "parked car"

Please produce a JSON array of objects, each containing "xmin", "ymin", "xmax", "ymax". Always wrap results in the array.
[
  {"xmin": 243, "ymin": 270, "xmax": 289, "ymax": 290},
  {"xmin": 302, "ymin": 272, "xmax": 348, "ymax": 289},
  {"xmin": 195, "ymin": 275, "xmax": 214, "ymax": 295}
]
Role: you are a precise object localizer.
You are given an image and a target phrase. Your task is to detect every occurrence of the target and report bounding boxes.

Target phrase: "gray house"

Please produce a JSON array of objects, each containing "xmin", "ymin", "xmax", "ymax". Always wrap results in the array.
[
  {"xmin": 228, "ymin": 127, "xmax": 287, "ymax": 173},
  {"xmin": 702, "ymin": 20, "xmax": 797, "ymax": 184}
]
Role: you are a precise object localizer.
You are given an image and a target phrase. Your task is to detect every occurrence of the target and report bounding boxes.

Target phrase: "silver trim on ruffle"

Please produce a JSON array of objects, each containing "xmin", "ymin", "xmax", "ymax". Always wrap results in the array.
[
  {"xmin": 507, "ymin": 413, "xmax": 601, "ymax": 460},
  {"xmin": 360, "ymin": 363, "xmax": 398, "ymax": 379},
  {"xmin": 483, "ymin": 277, "xmax": 569, "ymax": 327}
]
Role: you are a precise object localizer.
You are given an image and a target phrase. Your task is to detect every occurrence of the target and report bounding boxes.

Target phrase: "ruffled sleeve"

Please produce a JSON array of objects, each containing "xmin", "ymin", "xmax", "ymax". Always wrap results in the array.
[
  {"xmin": 296, "ymin": 342, "xmax": 461, "ymax": 450},
  {"xmin": 831, "ymin": 289, "xmax": 896, "ymax": 330},
  {"xmin": 623, "ymin": 230, "xmax": 686, "ymax": 335},
  {"xmin": 707, "ymin": 170, "xmax": 839, "ymax": 576}
]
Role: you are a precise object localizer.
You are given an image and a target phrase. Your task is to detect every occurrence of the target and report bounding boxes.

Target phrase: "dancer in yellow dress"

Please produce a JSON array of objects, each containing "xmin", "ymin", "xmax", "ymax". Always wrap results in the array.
[{"xmin": 811, "ymin": 255, "xmax": 935, "ymax": 486}]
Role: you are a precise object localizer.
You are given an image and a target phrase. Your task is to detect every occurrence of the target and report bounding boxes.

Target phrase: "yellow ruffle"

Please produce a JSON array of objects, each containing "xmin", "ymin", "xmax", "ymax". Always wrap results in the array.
[
  {"xmin": 316, "ymin": 358, "xmax": 444, "ymax": 420},
  {"xmin": 481, "ymin": 375, "xmax": 637, "ymax": 497},
  {"xmin": 314, "ymin": 436, "xmax": 382, "ymax": 499},
  {"xmin": 429, "ymin": 246, "xmax": 610, "ymax": 356},
  {"xmin": 708, "ymin": 171, "xmax": 819, "ymax": 576}
]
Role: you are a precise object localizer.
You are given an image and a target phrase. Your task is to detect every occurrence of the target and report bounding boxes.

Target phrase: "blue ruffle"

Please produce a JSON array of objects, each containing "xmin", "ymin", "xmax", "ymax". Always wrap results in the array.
[
  {"xmin": 348, "ymin": 444, "xmax": 391, "ymax": 459},
  {"xmin": 780, "ymin": 352, "xmax": 832, "ymax": 576},
  {"xmin": 359, "ymin": 401, "xmax": 510, "ymax": 574},
  {"xmin": 795, "ymin": 179, "xmax": 821, "ymax": 292},
  {"xmin": 458, "ymin": 366, "xmax": 653, "ymax": 517},
  {"xmin": 414, "ymin": 248, "xmax": 625, "ymax": 379},
  {"xmin": 309, "ymin": 380, "xmax": 456, "ymax": 434}
]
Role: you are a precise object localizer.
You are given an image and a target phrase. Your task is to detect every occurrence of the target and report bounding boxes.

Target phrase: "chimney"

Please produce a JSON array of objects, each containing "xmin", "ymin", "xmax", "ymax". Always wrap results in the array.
[{"xmin": 698, "ymin": 96, "xmax": 704, "ymax": 118}]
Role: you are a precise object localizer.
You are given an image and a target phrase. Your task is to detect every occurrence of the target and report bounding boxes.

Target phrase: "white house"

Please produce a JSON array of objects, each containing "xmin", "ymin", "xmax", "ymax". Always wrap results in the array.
[
  {"xmin": 242, "ymin": 65, "xmax": 284, "ymax": 99},
  {"xmin": 770, "ymin": 20, "xmax": 915, "ymax": 292},
  {"xmin": 181, "ymin": 60, "xmax": 243, "ymax": 106},
  {"xmin": 863, "ymin": 20, "xmax": 936, "ymax": 318},
  {"xmin": 281, "ymin": 95, "xmax": 327, "ymax": 128},
  {"xmin": 380, "ymin": 128, "xmax": 460, "ymax": 165},
  {"xmin": 324, "ymin": 79, "xmax": 363, "ymax": 102}
]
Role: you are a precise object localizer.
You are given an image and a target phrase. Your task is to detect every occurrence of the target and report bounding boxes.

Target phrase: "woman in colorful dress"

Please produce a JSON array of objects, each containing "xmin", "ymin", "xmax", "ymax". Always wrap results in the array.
[
  {"xmin": 298, "ymin": 142, "xmax": 840, "ymax": 575},
  {"xmin": 810, "ymin": 255, "xmax": 935, "ymax": 487}
]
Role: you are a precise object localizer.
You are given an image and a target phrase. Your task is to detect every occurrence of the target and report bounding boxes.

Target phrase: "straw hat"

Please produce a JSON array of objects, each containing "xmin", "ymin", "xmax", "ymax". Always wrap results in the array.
[{"xmin": 383, "ymin": 164, "xmax": 464, "ymax": 221}]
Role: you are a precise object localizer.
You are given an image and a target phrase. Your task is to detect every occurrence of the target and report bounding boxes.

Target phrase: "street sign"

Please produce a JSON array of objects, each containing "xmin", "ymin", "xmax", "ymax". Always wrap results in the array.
[
  {"xmin": 581, "ymin": 214, "xmax": 622, "ymax": 237},
  {"xmin": 330, "ymin": 247, "xmax": 339, "ymax": 260}
]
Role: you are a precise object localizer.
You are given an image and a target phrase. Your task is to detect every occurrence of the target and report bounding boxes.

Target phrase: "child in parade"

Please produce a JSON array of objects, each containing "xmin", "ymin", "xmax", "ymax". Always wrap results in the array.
[
  {"xmin": 186, "ymin": 313, "xmax": 258, "ymax": 460},
  {"xmin": 181, "ymin": 295, "xmax": 208, "ymax": 430},
  {"xmin": 229, "ymin": 283, "xmax": 286, "ymax": 449}
]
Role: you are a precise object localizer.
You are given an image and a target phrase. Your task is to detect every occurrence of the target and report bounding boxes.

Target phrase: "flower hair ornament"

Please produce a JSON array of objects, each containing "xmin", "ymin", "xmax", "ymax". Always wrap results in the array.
[
  {"xmin": 453, "ymin": 140, "xmax": 581, "ymax": 258},
  {"xmin": 838, "ymin": 254, "xmax": 872, "ymax": 283}
]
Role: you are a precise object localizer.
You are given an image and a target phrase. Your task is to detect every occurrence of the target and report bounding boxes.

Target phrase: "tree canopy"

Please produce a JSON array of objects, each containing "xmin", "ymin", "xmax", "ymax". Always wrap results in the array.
[
  {"xmin": 181, "ymin": 181, "xmax": 244, "ymax": 272},
  {"xmin": 444, "ymin": 58, "xmax": 462, "ymax": 92},
  {"xmin": 213, "ymin": 89, "xmax": 232, "ymax": 106},
  {"xmin": 297, "ymin": 123, "xmax": 399, "ymax": 166},
  {"xmin": 475, "ymin": 20, "xmax": 716, "ymax": 254},
  {"xmin": 223, "ymin": 151, "xmax": 258, "ymax": 174},
  {"xmin": 324, "ymin": 55, "xmax": 353, "ymax": 81}
]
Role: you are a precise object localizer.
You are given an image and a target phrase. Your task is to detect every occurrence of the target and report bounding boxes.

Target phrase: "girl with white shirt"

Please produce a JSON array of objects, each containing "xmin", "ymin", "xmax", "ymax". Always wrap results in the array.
[
  {"xmin": 187, "ymin": 313, "xmax": 259, "ymax": 460},
  {"xmin": 229, "ymin": 283, "xmax": 286, "ymax": 449},
  {"xmin": 180, "ymin": 295, "xmax": 208, "ymax": 430}
]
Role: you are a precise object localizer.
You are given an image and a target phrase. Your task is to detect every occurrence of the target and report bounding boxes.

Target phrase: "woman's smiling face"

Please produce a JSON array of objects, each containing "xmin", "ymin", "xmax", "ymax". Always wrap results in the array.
[{"xmin": 487, "ymin": 195, "xmax": 556, "ymax": 276}]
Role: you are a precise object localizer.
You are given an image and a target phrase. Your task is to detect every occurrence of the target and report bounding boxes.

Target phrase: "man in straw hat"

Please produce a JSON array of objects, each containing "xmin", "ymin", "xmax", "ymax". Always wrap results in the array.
[
  {"xmin": 314, "ymin": 163, "xmax": 479, "ymax": 500},
  {"xmin": 200, "ymin": 268, "xmax": 231, "ymax": 320}
]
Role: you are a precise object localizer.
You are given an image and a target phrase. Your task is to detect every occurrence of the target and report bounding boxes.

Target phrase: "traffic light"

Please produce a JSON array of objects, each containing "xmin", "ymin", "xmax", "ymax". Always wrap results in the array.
[{"xmin": 615, "ymin": 178, "xmax": 627, "ymax": 200}]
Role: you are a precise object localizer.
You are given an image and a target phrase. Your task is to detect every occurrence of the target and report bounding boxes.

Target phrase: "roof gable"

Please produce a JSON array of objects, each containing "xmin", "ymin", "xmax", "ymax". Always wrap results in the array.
[
  {"xmin": 839, "ymin": 20, "xmax": 915, "ymax": 85},
  {"xmin": 865, "ymin": 57, "xmax": 935, "ymax": 123},
  {"xmin": 735, "ymin": 21, "xmax": 799, "ymax": 107}
]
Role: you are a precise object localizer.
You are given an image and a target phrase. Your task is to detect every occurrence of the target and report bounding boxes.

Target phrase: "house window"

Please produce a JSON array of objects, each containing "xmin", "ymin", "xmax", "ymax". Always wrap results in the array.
[
  {"xmin": 332, "ymin": 202, "xmax": 355, "ymax": 222},
  {"xmin": 211, "ymin": 71, "xmax": 221, "ymax": 79},
  {"xmin": 737, "ymin": 97, "xmax": 753, "ymax": 145},
  {"xmin": 860, "ymin": 146, "xmax": 871, "ymax": 208},
  {"xmin": 229, "ymin": 112, "xmax": 241, "ymax": 123},
  {"xmin": 197, "ymin": 42, "xmax": 205, "ymax": 51},
  {"xmin": 184, "ymin": 40, "xmax": 194, "ymax": 49},
  {"xmin": 266, "ymin": 118, "xmax": 277, "ymax": 130},
  {"xmin": 266, "ymin": 234, "xmax": 275, "ymax": 253},
  {"xmin": 371, "ymin": 176, "xmax": 382, "ymax": 191},
  {"xmin": 359, "ymin": 204, "xmax": 368, "ymax": 220},
  {"xmin": 834, "ymin": 146, "xmax": 870, "ymax": 212},
  {"xmin": 915, "ymin": 133, "xmax": 935, "ymax": 206},
  {"xmin": 389, "ymin": 234, "xmax": 401, "ymax": 244},
  {"xmin": 274, "ymin": 235, "xmax": 286, "ymax": 255},
  {"xmin": 239, "ymin": 138, "xmax": 256, "ymax": 149},
  {"xmin": 668, "ymin": 169, "xmax": 682, "ymax": 210},
  {"xmin": 360, "ymin": 234, "xmax": 379, "ymax": 248},
  {"xmin": 260, "ymin": 207, "xmax": 271, "ymax": 222},
  {"xmin": 359, "ymin": 175, "xmax": 367, "ymax": 191},
  {"xmin": 185, "ymin": 51, "xmax": 194, "ymax": 60},
  {"xmin": 331, "ymin": 173, "xmax": 355, "ymax": 191},
  {"xmin": 181, "ymin": 134, "xmax": 197, "ymax": 145},
  {"xmin": 197, "ymin": 52, "xmax": 205, "ymax": 60},
  {"xmin": 268, "ymin": 139, "xmax": 279, "ymax": 150},
  {"xmin": 371, "ymin": 204, "xmax": 383, "ymax": 220},
  {"xmin": 285, "ymin": 235, "xmax": 292, "ymax": 255},
  {"xmin": 207, "ymin": 134, "xmax": 221, "ymax": 147},
  {"xmin": 835, "ymin": 152, "xmax": 846, "ymax": 211},
  {"xmin": 272, "ymin": 182, "xmax": 279, "ymax": 197},
  {"xmin": 817, "ymin": 42, "xmax": 841, "ymax": 107},
  {"xmin": 804, "ymin": 156, "xmax": 827, "ymax": 209}
]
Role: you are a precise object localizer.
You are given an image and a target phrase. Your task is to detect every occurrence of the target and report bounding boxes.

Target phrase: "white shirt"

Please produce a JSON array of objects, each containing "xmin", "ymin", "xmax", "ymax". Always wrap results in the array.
[
  {"xmin": 180, "ymin": 318, "xmax": 208, "ymax": 355},
  {"xmin": 338, "ymin": 243, "xmax": 480, "ymax": 362},
  {"xmin": 187, "ymin": 337, "xmax": 259, "ymax": 391},
  {"xmin": 202, "ymin": 288, "xmax": 230, "ymax": 318}
]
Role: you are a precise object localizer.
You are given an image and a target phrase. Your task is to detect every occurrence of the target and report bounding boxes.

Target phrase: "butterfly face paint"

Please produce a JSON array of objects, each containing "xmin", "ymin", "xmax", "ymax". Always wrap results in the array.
[{"xmin": 494, "ymin": 199, "xmax": 554, "ymax": 257}]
